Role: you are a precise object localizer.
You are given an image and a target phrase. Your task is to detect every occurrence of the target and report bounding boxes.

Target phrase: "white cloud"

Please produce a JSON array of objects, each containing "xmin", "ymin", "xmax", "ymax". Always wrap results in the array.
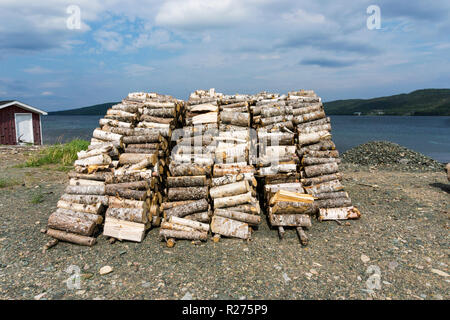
[
  {"xmin": 123, "ymin": 64, "xmax": 155, "ymax": 77},
  {"xmin": 41, "ymin": 91, "xmax": 54, "ymax": 96},
  {"xmin": 24, "ymin": 66, "xmax": 52, "ymax": 74},
  {"xmin": 155, "ymin": 0, "xmax": 249, "ymax": 29},
  {"xmin": 93, "ymin": 30, "xmax": 123, "ymax": 51}
]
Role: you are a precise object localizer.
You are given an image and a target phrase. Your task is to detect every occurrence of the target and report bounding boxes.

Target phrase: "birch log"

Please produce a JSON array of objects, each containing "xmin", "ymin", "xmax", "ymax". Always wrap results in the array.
[
  {"xmin": 304, "ymin": 162, "xmax": 339, "ymax": 178},
  {"xmin": 57, "ymin": 200, "xmax": 102, "ymax": 215},
  {"xmin": 304, "ymin": 180, "xmax": 344, "ymax": 194},
  {"xmin": 167, "ymin": 187, "xmax": 208, "ymax": 201},
  {"xmin": 318, "ymin": 207, "xmax": 361, "ymax": 221},
  {"xmin": 168, "ymin": 216, "xmax": 210, "ymax": 232},
  {"xmin": 74, "ymin": 154, "xmax": 112, "ymax": 167},
  {"xmin": 46, "ymin": 228, "xmax": 96, "ymax": 246},
  {"xmin": 209, "ymin": 180, "xmax": 250, "ymax": 199},
  {"xmin": 48, "ymin": 212, "xmax": 96, "ymax": 236},
  {"xmin": 210, "ymin": 216, "xmax": 250, "ymax": 240},
  {"xmin": 214, "ymin": 209, "xmax": 260, "ymax": 226},
  {"xmin": 169, "ymin": 163, "xmax": 211, "ymax": 176},
  {"xmin": 297, "ymin": 131, "xmax": 331, "ymax": 146},
  {"xmin": 54, "ymin": 208, "xmax": 103, "ymax": 224},
  {"xmin": 220, "ymin": 111, "xmax": 249, "ymax": 127},
  {"xmin": 268, "ymin": 213, "xmax": 312, "ymax": 227},
  {"xmin": 159, "ymin": 229, "xmax": 208, "ymax": 241},
  {"xmin": 65, "ymin": 185, "xmax": 106, "ymax": 195},
  {"xmin": 213, "ymin": 191, "xmax": 254, "ymax": 209},
  {"xmin": 270, "ymin": 201, "xmax": 316, "ymax": 215},
  {"xmin": 109, "ymin": 197, "xmax": 147, "ymax": 209},
  {"xmin": 60, "ymin": 194, "xmax": 108, "ymax": 206},
  {"xmin": 106, "ymin": 207, "xmax": 148, "ymax": 224},
  {"xmin": 164, "ymin": 199, "xmax": 209, "ymax": 218}
]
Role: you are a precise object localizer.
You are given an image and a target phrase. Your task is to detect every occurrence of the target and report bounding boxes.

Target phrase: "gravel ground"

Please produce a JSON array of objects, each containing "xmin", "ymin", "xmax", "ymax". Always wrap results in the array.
[
  {"xmin": 0, "ymin": 145, "xmax": 449, "ymax": 300},
  {"xmin": 342, "ymin": 141, "xmax": 445, "ymax": 172}
]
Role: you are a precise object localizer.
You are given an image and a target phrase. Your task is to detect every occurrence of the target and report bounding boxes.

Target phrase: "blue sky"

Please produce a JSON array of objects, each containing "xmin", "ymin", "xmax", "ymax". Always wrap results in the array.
[{"xmin": 0, "ymin": 0, "xmax": 449, "ymax": 111}]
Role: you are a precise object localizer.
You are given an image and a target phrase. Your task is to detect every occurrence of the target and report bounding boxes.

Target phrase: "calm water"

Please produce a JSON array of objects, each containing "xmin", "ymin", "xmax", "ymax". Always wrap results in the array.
[{"xmin": 42, "ymin": 115, "xmax": 450, "ymax": 163}]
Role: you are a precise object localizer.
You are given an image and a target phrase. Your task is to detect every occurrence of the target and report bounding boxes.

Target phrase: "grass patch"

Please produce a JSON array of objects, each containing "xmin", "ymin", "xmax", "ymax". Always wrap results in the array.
[
  {"xmin": 31, "ymin": 192, "xmax": 44, "ymax": 204},
  {"xmin": 0, "ymin": 177, "xmax": 20, "ymax": 188},
  {"xmin": 21, "ymin": 139, "xmax": 89, "ymax": 167}
]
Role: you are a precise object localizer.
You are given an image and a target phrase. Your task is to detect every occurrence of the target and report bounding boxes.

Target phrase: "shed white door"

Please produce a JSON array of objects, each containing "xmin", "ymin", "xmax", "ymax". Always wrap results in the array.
[{"xmin": 15, "ymin": 113, "xmax": 34, "ymax": 144}]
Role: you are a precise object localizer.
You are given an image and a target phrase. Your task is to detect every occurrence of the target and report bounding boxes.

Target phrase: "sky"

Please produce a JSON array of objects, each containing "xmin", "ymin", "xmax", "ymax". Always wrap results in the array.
[{"xmin": 0, "ymin": 0, "xmax": 449, "ymax": 111}]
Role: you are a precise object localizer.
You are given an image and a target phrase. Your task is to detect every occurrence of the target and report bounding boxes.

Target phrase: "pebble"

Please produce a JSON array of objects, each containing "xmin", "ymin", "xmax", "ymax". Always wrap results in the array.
[
  {"xmin": 361, "ymin": 254, "xmax": 370, "ymax": 263},
  {"xmin": 34, "ymin": 292, "xmax": 47, "ymax": 300},
  {"xmin": 431, "ymin": 269, "xmax": 449, "ymax": 277},
  {"xmin": 282, "ymin": 273, "xmax": 291, "ymax": 283},
  {"xmin": 181, "ymin": 291, "xmax": 193, "ymax": 300},
  {"xmin": 76, "ymin": 290, "xmax": 86, "ymax": 295},
  {"xmin": 99, "ymin": 266, "xmax": 113, "ymax": 275},
  {"xmin": 388, "ymin": 261, "xmax": 398, "ymax": 270}
]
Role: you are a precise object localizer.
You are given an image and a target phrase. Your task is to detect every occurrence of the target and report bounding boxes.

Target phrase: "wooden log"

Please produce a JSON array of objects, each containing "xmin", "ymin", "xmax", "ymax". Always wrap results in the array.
[
  {"xmin": 141, "ymin": 107, "xmax": 176, "ymax": 118},
  {"xmin": 105, "ymin": 181, "xmax": 148, "ymax": 191},
  {"xmin": 297, "ymin": 131, "xmax": 331, "ymax": 146},
  {"xmin": 69, "ymin": 179, "xmax": 105, "ymax": 187},
  {"xmin": 296, "ymin": 117, "xmax": 330, "ymax": 129},
  {"xmin": 225, "ymin": 203, "xmax": 260, "ymax": 215},
  {"xmin": 160, "ymin": 200, "xmax": 195, "ymax": 211},
  {"xmin": 264, "ymin": 173, "xmax": 300, "ymax": 184},
  {"xmin": 298, "ymin": 140, "xmax": 336, "ymax": 155},
  {"xmin": 167, "ymin": 187, "xmax": 208, "ymax": 201},
  {"xmin": 270, "ymin": 201, "xmax": 316, "ymax": 215},
  {"xmin": 291, "ymin": 104, "xmax": 322, "ymax": 116},
  {"xmin": 299, "ymin": 123, "xmax": 332, "ymax": 134},
  {"xmin": 74, "ymin": 154, "xmax": 112, "ymax": 167},
  {"xmin": 65, "ymin": 185, "xmax": 105, "ymax": 195},
  {"xmin": 184, "ymin": 211, "xmax": 211, "ymax": 223},
  {"xmin": 60, "ymin": 194, "xmax": 108, "ymax": 206},
  {"xmin": 177, "ymin": 134, "xmax": 215, "ymax": 147},
  {"xmin": 220, "ymin": 101, "xmax": 248, "ymax": 109},
  {"xmin": 48, "ymin": 212, "xmax": 96, "ymax": 236},
  {"xmin": 257, "ymin": 132, "xmax": 294, "ymax": 146},
  {"xmin": 211, "ymin": 174, "xmax": 244, "ymax": 187},
  {"xmin": 269, "ymin": 190, "xmax": 313, "ymax": 205},
  {"xmin": 302, "ymin": 157, "xmax": 340, "ymax": 166},
  {"xmin": 210, "ymin": 215, "xmax": 250, "ymax": 239},
  {"xmin": 168, "ymin": 216, "xmax": 210, "ymax": 232},
  {"xmin": 164, "ymin": 199, "xmax": 209, "ymax": 218},
  {"xmin": 262, "ymin": 146, "xmax": 296, "ymax": 158},
  {"xmin": 161, "ymin": 221, "xmax": 198, "ymax": 233},
  {"xmin": 46, "ymin": 228, "xmax": 96, "ymax": 246},
  {"xmin": 57, "ymin": 200, "xmax": 102, "ymax": 215},
  {"xmin": 296, "ymin": 227, "xmax": 308, "ymax": 246},
  {"xmin": 143, "ymin": 101, "xmax": 176, "ymax": 108},
  {"xmin": 112, "ymin": 103, "xmax": 139, "ymax": 113},
  {"xmin": 318, "ymin": 206, "xmax": 361, "ymax": 221},
  {"xmin": 166, "ymin": 176, "xmax": 208, "ymax": 187},
  {"xmin": 268, "ymin": 213, "xmax": 312, "ymax": 227},
  {"xmin": 260, "ymin": 115, "xmax": 292, "ymax": 126},
  {"xmin": 126, "ymin": 143, "xmax": 160, "ymax": 149},
  {"xmin": 128, "ymin": 157, "xmax": 156, "ymax": 171},
  {"xmin": 214, "ymin": 209, "xmax": 260, "ymax": 226},
  {"xmin": 133, "ymin": 127, "xmax": 171, "ymax": 138},
  {"xmin": 209, "ymin": 180, "xmax": 250, "ymax": 199},
  {"xmin": 314, "ymin": 191, "xmax": 348, "ymax": 200},
  {"xmin": 189, "ymin": 112, "xmax": 218, "ymax": 125},
  {"xmin": 220, "ymin": 111, "xmax": 249, "ymax": 127},
  {"xmin": 171, "ymin": 154, "xmax": 214, "ymax": 166},
  {"xmin": 106, "ymin": 109, "xmax": 137, "ymax": 120},
  {"xmin": 67, "ymin": 171, "xmax": 112, "ymax": 182},
  {"xmin": 304, "ymin": 162, "xmax": 339, "ymax": 178},
  {"xmin": 138, "ymin": 121, "xmax": 170, "ymax": 129},
  {"xmin": 77, "ymin": 145, "xmax": 112, "ymax": 160},
  {"xmin": 54, "ymin": 208, "xmax": 103, "ymax": 224},
  {"xmin": 278, "ymin": 226, "xmax": 285, "ymax": 239},
  {"xmin": 213, "ymin": 164, "xmax": 255, "ymax": 177},
  {"xmin": 188, "ymin": 103, "xmax": 218, "ymax": 112},
  {"xmin": 169, "ymin": 163, "xmax": 211, "ymax": 176},
  {"xmin": 123, "ymin": 134, "xmax": 160, "ymax": 144},
  {"xmin": 264, "ymin": 183, "xmax": 304, "ymax": 195},
  {"xmin": 103, "ymin": 217, "xmax": 145, "ymax": 242},
  {"xmin": 260, "ymin": 106, "xmax": 292, "ymax": 118},
  {"xmin": 109, "ymin": 197, "xmax": 147, "ymax": 209},
  {"xmin": 293, "ymin": 110, "xmax": 326, "ymax": 124},
  {"xmin": 139, "ymin": 115, "xmax": 174, "ymax": 124},
  {"xmin": 105, "ymin": 188, "xmax": 147, "ymax": 200},
  {"xmin": 304, "ymin": 180, "xmax": 344, "ymax": 194},
  {"xmin": 106, "ymin": 207, "xmax": 148, "ymax": 224},
  {"xmin": 315, "ymin": 197, "xmax": 352, "ymax": 208},
  {"xmin": 159, "ymin": 228, "xmax": 208, "ymax": 241},
  {"xmin": 99, "ymin": 118, "xmax": 132, "ymax": 128},
  {"xmin": 92, "ymin": 129, "xmax": 123, "ymax": 144},
  {"xmin": 119, "ymin": 153, "xmax": 157, "ymax": 165},
  {"xmin": 304, "ymin": 150, "xmax": 340, "ymax": 158},
  {"xmin": 213, "ymin": 191, "xmax": 255, "ymax": 209},
  {"xmin": 258, "ymin": 164, "xmax": 297, "ymax": 175}
]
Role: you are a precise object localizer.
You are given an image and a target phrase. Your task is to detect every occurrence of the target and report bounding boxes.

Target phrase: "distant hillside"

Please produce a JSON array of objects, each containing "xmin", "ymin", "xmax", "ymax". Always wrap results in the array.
[
  {"xmin": 49, "ymin": 102, "xmax": 119, "ymax": 115},
  {"xmin": 324, "ymin": 89, "xmax": 450, "ymax": 116}
]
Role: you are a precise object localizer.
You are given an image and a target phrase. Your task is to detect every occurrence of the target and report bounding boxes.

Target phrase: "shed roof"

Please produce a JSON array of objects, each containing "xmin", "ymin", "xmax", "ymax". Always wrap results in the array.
[{"xmin": 0, "ymin": 100, "xmax": 48, "ymax": 115}]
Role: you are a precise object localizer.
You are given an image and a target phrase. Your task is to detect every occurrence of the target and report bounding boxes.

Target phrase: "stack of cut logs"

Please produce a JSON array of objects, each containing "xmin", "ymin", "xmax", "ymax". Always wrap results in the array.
[
  {"xmin": 253, "ymin": 92, "xmax": 311, "ymax": 243},
  {"xmin": 158, "ymin": 89, "xmax": 220, "ymax": 247},
  {"xmin": 103, "ymin": 92, "xmax": 181, "ymax": 242},
  {"xmin": 289, "ymin": 90, "xmax": 361, "ymax": 222},
  {"xmin": 45, "ymin": 88, "xmax": 360, "ymax": 248},
  {"xmin": 45, "ymin": 144, "xmax": 115, "ymax": 246},
  {"xmin": 209, "ymin": 94, "xmax": 260, "ymax": 241}
]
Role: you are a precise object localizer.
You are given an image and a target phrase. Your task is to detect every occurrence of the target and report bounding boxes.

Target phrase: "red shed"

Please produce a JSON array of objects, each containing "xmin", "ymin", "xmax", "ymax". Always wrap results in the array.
[{"xmin": 0, "ymin": 100, "xmax": 47, "ymax": 145}]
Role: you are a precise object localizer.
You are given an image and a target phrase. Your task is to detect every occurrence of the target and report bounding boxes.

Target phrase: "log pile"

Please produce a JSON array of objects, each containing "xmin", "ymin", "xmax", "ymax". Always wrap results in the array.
[
  {"xmin": 159, "ymin": 89, "xmax": 220, "ymax": 246},
  {"xmin": 103, "ymin": 92, "xmax": 182, "ymax": 242},
  {"xmin": 289, "ymin": 90, "xmax": 361, "ymax": 222},
  {"xmin": 210, "ymin": 93, "xmax": 260, "ymax": 240}
]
